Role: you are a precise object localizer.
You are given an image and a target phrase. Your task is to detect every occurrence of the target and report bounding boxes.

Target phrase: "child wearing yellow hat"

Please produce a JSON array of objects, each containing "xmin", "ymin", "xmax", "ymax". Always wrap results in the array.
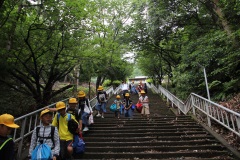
[
  {"xmin": 66, "ymin": 98, "xmax": 83, "ymax": 132},
  {"xmin": 113, "ymin": 95, "xmax": 122, "ymax": 119},
  {"xmin": 0, "ymin": 113, "xmax": 20, "ymax": 160},
  {"xmin": 96, "ymin": 86, "xmax": 108, "ymax": 118},
  {"xmin": 138, "ymin": 90, "xmax": 150, "ymax": 119},
  {"xmin": 77, "ymin": 91, "xmax": 92, "ymax": 131},
  {"xmin": 29, "ymin": 109, "xmax": 60, "ymax": 160},
  {"xmin": 123, "ymin": 93, "xmax": 134, "ymax": 119},
  {"xmin": 52, "ymin": 101, "xmax": 78, "ymax": 159}
]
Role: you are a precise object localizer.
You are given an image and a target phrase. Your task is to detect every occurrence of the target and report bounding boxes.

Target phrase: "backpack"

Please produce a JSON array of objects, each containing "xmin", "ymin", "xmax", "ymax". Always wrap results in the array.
[
  {"xmin": 0, "ymin": 137, "xmax": 12, "ymax": 151},
  {"xmin": 78, "ymin": 98, "xmax": 90, "ymax": 109},
  {"xmin": 131, "ymin": 104, "xmax": 136, "ymax": 110},
  {"xmin": 110, "ymin": 103, "xmax": 117, "ymax": 112},
  {"xmin": 36, "ymin": 126, "xmax": 55, "ymax": 149},
  {"xmin": 98, "ymin": 93, "xmax": 106, "ymax": 102},
  {"xmin": 80, "ymin": 99, "xmax": 92, "ymax": 114},
  {"xmin": 72, "ymin": 134, "xmax": 85, "ymax": 154},
  {"xmin": 31, "ymin": 143, "xmax": 52, "ymax": 160},
  {"xmin": 66, "ymin": 108, "xmax": 82, "ymax": 121},
  {"xmin": 31, "ymin": 126, "xmax": 55, "ymax": 160},
  {"xmin": 57, "ymin": 113, "xmax": 78, "ymax": 135}
]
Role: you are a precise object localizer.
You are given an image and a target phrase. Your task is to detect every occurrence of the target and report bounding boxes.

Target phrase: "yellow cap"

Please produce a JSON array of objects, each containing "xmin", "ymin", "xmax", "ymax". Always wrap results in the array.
[
  {"xmin": 125, "ymin": 93, "xmax": 130, "ymax": 97},
  {"xmin": 56, "ymin": 101, "xmax": 66, "ymax": 110},
  {"xmin": 116, "ymin": 95, "xmax": 120, "ymax": 98},
  {"xmin": 140, "ymin": 90, "xmax": 146, "ymax": 94},
  {"xmin": 69, "ymin": 98, "xmax": 78, "ymax": 103},
  {"xmin": 0, "ymin": 114, "xmax": 20, "ymax": 128},
  {"xmin": 77, "ymin": 91, "xmax": 86, "ymax": 97},
  {"xmin": 97, "ymin": 86, "xmax": 104, "ymax": 91},
  {"xmin": 40, "ymin": 109, "xmax": 51, "ymax": 117}
]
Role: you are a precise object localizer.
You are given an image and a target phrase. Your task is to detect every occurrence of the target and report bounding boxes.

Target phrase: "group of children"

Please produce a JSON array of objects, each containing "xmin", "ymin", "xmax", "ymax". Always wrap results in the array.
[
  {"xmin": 28, "ymin": 90, "xmax": 92, "ymax": 160},
  {"xmin": 129, "ymin": 81, "xmax": 148, "ymax": 97},
  {"xmin": 0, "ymin": 85, "xmax": 108, "ymax": 160},
  {"xmin": 113, "ymin": 82, "xmax": 150, "ymax": 120},
  {"xmin": 0, "ymin": 84, "xmax": 149, "ymax": 160}
]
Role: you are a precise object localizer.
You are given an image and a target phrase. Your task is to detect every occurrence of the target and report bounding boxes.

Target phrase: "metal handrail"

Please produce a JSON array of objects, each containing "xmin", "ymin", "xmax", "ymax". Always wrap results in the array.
[
  {"xmin": 13, "ymin": 86, "xmax": 115, "ymax": 159},
  {"xmin": 151, "ymin": 83, "xmax": 240, "ymax": 137}
]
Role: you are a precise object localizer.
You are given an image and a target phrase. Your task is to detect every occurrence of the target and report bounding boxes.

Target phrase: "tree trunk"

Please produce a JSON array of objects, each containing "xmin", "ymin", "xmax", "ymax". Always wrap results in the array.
[
  {"xmin": 96, "ymin": 75, "xmax": 102, "ymax": 91},
  {"xmin": 7, "ymin": 2, "xmax": 23, "ymax": 50},
  {"xmin": 0, "ymin": 0, "xmax": 5, "ymax": 9},
  {"xmin": 211, "ymin": 0, "xmax": 231, "ymax": 35}
]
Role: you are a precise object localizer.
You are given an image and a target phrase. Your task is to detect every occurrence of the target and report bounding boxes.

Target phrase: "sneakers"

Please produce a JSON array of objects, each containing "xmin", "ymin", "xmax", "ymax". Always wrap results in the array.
[
  {"xmin": 96, "ymin": 114, "xmax": 101, "ymax": 117},
  {"xmin": 83, "ymin": 127, "xmax": 89, "ymax": 131},
  {"xmin": 101, "ymin": 116, "xmax": 104, "ymax": 118}
]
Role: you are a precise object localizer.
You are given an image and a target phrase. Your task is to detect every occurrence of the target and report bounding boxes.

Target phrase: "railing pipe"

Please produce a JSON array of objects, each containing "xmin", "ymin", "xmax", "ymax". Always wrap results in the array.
[{"xmin": 153, "ymin": 84, "xmax": 240, "ymax": 137}]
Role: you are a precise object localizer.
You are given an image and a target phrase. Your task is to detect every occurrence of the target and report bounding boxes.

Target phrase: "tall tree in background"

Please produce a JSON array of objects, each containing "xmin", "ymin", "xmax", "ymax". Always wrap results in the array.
[
  {"xmin": 85, "ymin": 0, "xmax": 135, "ymax": 89},
  {"xmin": 127, "ymin": 0, "xmax": 240, "ymax": 100},
  {"xmin": 0, "ymin": 0, "xmax": 136, "ymax": 111},
  {"xmin": 0, "ymin": 0, "xmax": 90, "ymax": 108}
]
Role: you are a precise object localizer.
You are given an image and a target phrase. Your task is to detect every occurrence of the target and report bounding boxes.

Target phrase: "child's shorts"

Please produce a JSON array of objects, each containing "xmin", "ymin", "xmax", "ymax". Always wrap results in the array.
[
  {"xmin": 141, "ymin": 105, "xmax": 150, "ymax": 115},
  {"xmin": 96, "ymin": 102, "xmax": 107, "ymax": 112}
]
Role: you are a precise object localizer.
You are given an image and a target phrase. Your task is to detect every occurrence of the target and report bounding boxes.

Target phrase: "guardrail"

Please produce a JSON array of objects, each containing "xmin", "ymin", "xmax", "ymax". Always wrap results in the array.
[
  {"xmin": 13, "ymin": 86, "xmax": 115, "ymax": 159},
  {"xmin": 147, "ymin": 82, "xmax": 240, "ymax": 137}
]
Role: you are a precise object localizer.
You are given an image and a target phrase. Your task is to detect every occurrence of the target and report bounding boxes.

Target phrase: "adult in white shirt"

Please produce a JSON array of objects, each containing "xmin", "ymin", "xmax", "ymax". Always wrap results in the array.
[{"xmin": 121, "ymin": 81, "xmax": 129, "ymax": 99}]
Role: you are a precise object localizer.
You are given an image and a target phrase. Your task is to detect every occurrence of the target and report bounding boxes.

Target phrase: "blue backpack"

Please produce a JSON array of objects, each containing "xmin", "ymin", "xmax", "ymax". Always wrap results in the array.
[
  {"xmin": 31, "ymin": 126, "xmax": 55, "ymax": 160},
  {"xmin": 72, "ymin": 134, "xmax": 85, "ymax": 154},
  {"xmin": 131, "ymin": 104, "xmax": 136, "ymax": 110},
  {"xmin": 31, "ymin": 143, "xmax": 52, "ymax": 160},
  {"xmin": 110, "ymin": 104, "xmax": 117, "ymax": 112}
]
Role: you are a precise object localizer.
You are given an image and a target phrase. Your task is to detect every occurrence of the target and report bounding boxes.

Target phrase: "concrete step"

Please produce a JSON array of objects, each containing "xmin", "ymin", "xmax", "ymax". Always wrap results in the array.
[
  {"xmin": 86, "ymin": 128, "xmax": 205, "ymax": 133},
  {"xmin": 89, "ymin": 123, "xmax": 201, "ymax": 128},
  {"xmin": 83, "ymin": 135, "xmax": 217, "ymax": 142},
  {"xmin": 85, "ymin": 140, "xmax": 221, "ymax": 147},
  {"xmin": 74, "ymin": 151, "xmax": 233, "ymax": 159},
  {"xmin": 90, "ymin": 125, "xmax": 203, "ymax": 130},
  {"xmin": 85, "ymin": 131, "xmax": 210, "ymax": 137},
  {"xmin": 85, "ymin": 145, "xmax": 226, "ymax": 152}
]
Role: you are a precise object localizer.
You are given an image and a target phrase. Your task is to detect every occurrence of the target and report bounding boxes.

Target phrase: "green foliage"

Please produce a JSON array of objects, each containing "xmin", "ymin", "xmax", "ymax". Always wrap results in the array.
[
  {"xmin": 1, "ymin": 0, "xmax": 240, "ymax": 114},
  {"xmin": 0, "ymin": 0, "xmax": 136, "ymax": 111},
  {"xmin": 131, "ymin": 66, "xmax": 143, "ymax": 77},
  {"xmin": 103, "ymin": 79, "xmax": 121, "ymax": 88},
  {"xmin": 103, "ymin": 79, "xmax": 112, "ymax": 87},
  {"xmin": 146, "ymin": 78, "xmax": 153, "ymax": 83},
  {"xmin": 112, "ymin": 80, "xmax": 122, "ymax": 87},
  {"xmin": 127, "ymin": 0, "xmax": 240, "ymax": 101}
]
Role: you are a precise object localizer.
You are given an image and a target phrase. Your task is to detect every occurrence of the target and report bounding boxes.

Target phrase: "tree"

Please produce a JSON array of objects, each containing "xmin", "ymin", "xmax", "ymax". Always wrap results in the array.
[
  {"xmin": 126, "ymin": 0, "xmax": 240, "ymax": 100},
  {"xmin": 82, "ymin": 0, "xmax": 136, "ymax": 89},
  {"xmin": 0, "ymin": 0, "xmax": 90, "ymax": 108}
]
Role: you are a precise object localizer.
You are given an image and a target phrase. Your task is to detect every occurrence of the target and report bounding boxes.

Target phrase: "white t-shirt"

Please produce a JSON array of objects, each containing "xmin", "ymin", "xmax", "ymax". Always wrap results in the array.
[
  {"xmin": 121, "ymin": 83, "xmax": 129, "ymax": 90},
  {"xmin": 139, "ymin": 96, "xmax": 149, "ymax": 107}
]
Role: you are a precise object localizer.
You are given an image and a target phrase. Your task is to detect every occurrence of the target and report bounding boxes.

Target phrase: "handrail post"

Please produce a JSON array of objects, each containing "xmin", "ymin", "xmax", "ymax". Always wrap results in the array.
[
  {"xmin": 205, "ymin": 101, "xmax": 211, "ymax": 127},
  {"xmin": 191, "ymin": 95, "xmax": 196, "ymax": 115},
  {"xmin": 236, "ymin": 117, "xmax": 240, "ymax": 133},
  {"xmin": 17, "ymin": 117, "xmax": 27, "ymax": 159},
  {"xmin": 203, "ymin": 67, "xmax": 211, "ymax": 101}
]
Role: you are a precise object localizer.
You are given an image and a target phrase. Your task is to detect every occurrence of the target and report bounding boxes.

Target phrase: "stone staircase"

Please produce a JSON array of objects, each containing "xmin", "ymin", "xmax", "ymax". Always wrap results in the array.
[{"xmin": 73, "ymin": 89, "xmax": 237, "ymax": 160}]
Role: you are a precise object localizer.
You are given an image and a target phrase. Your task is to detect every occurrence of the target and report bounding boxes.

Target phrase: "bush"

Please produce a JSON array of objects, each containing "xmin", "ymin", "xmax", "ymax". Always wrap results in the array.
[
  {"xmin": 112, "ymin": 80, "xmax": 121, "ymax": 88},
  {"xmin": 103, "ymin": 80, "xmax": 121, "ymax": 88}
]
